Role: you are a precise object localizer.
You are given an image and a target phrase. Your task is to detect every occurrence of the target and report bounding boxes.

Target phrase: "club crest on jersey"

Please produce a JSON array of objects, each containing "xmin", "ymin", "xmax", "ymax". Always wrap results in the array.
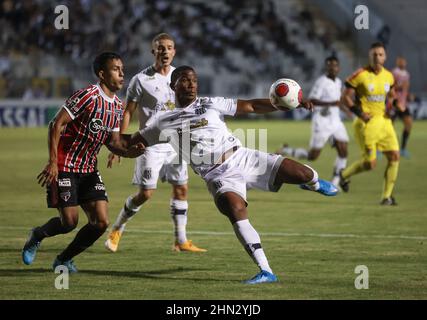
[
  {"xmin": 165, "ymin": 100, "xmax": 175, "ymax": 110},
  {"xmin": 60, "ymin": 191, "xmax": 71, "ymax": 202},
  {"xmin": 384, "ymin": 83, "xmax": 390, "ymax": 92},
  {"xmin": 368, "ymin": 83, "xmax": 374, "ymax": 92}
]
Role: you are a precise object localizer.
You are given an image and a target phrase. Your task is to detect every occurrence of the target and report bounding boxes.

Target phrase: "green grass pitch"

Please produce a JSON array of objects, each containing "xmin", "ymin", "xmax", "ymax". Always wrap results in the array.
[{"xmin": 0, "ymin": 119, "xmax": 426, "ymax": 299}]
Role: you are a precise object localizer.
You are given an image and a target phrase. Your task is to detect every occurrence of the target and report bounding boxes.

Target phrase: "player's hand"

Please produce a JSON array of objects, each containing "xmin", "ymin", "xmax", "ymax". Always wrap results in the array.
[
  {"xmin": 360, "ymin": 112, "xmax": 371, "ymax": 123},
  {"xmin": 298, "ymin": 99, "xmax": 314, "ymax": 112},
  {"xmin": 37, "ymin": 161, "xmax": 58, "ymax": 187},
  {"xmin": 107, "ymin": 152, "xmax": 121, "ymax": 168}
]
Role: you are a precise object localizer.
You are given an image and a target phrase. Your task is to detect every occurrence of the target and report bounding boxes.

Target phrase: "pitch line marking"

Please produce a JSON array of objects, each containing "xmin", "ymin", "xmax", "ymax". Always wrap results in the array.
[{"xmin": 2, "ymin": 226, "xmax": 426, "ymax": 241}]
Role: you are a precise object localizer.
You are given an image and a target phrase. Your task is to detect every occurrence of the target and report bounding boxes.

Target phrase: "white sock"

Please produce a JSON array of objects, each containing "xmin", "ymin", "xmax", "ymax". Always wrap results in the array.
[
  {"xmin": 294, "ymin": 148, "xmax": 309, "ymax": 159},
  {"xmin": 232, "ymin": 219, "xmax": 273, "ymax": 274},
  {"xmin": 332, "ymin": 157, "xmax": 347, "ymax": 186},
  {"xmin": 112, "ymin": 196, "xmax": 141, "ymax": 232},
  {"xmin": 281, "ymin": 147, "xmax": 308, "ymax": 159},
  {"xmin": 303, "ymin": 164, "xmax": 320, "ymax": 190},
  {"xmin": 170, "ymin": 199, "xmax": 188, "ymax": 244}
]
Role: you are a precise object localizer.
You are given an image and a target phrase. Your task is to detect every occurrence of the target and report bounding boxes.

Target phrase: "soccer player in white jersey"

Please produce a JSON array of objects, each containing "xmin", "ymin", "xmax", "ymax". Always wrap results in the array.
[
  {"xmin": 105, "ymin": 34, "xmax": 206, "ymax": 253},
  {"xmin": 277, "ymin": 57, "xmax": 351, "ymax": 187},
  {"xmin": 127, "ymin": 66, "xmax": 339, "ymax": 284}
]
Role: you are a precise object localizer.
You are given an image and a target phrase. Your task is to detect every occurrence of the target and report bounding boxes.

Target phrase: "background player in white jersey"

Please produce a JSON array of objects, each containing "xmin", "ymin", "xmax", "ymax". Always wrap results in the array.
[
  {"xmin": 105, "ymin": 34, "xmax": 206, "ymax": 253},
  {"xmin": 277, "ymin": 56, "xmax": 351, "ymax": 187},
  {"xmin": 128, "ymin": 66, "xmax": 339, "ymax": 284}
]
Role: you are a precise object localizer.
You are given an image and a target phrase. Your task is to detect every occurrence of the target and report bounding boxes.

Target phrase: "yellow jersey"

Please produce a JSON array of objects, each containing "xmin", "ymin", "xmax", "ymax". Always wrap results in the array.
[{"xmin": 345, "ymin": 66, "xmax": 394, "ymax": 117}]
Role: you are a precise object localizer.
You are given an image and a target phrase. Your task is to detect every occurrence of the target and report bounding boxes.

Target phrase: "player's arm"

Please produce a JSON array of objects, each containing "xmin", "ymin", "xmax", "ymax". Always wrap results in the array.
[
  {"xmin": 107, "ymin": 100, "xmax": 138, "ymax": 168},
  {"xmin": 309, "ymin": 99, "xmax": 340, "ymax": 107},
  {"xmin": 236, "ymin": 99, "xmax": 313, "ymax": 115},
  {"xmin": 37, "ymin": 108, "xmax": 72, "ymax": 187},
  {"xmin": 342, "ymin": 86, "xmax": 371, "ymax": 123},
  {"xmin": 106, "ymin": 131, "xmax": 146, "ymax": 158}
]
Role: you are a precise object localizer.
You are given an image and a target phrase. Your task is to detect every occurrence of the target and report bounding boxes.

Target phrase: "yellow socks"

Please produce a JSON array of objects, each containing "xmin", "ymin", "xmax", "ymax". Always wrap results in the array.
[
  {"xmin": 382, "ymin": 161, "xmax": 399, "ymax": 199},
  {"xmin": 342, "ymin": 159, "xmax": 368, "ymax": 179}
]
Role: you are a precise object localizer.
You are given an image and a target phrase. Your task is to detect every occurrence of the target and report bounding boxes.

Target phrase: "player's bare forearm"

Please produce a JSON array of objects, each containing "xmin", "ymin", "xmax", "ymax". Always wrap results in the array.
[
  {"xmin": 120, "ymin": 101, "xmax": 137, "ymax": 133},
  {"xmin": 310, "ymin": 99, "xmax": 340, "ymax": 107},
  {"xmin": 236, "ymin": 99, "xmax": 277, "ymax": 115},
  {"xmin": 106, "ymin": 132, "xmax": 145, "ymax": 158}
]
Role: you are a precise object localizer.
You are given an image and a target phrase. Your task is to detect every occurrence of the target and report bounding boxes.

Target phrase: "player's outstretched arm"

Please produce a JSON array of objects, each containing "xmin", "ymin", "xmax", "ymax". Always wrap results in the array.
[
  {"xmin": 37, "ymin": 108, "xmax": 72, "ymax": 187},
  {"xmin": 107, "ymin": 101, "xmax": 138, "ymax": 168},
  {"xmin": 236, "ymin": 99, "xmax": 313, "ymax": 115},
  {"xmin": 106, "ymin": 131, "xmax": 146, "ymax": 158}
]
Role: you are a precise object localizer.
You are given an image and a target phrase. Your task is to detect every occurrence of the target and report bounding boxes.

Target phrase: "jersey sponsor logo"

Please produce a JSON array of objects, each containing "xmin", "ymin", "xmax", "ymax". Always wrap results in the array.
[
  {"xmin": 58, "ymin": 178, "xmax": 71, "ymax": 187},
  {"xmin": 60, "ymin": 191, "xmax": 71, "ymax": 202},
  {"xmin": 366, "ymin": 95, "xmax": 385, "ymax": 102},
  {"xmin": 89, "ymin": 118, "xmax": 114, "ymax": 134},
  {"xmin": 94, "ymin": 183, "xmax": 105, "ymax": 191}
]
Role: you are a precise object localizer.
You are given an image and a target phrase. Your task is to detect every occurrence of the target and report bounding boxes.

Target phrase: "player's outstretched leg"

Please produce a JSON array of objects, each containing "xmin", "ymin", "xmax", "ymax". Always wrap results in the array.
[
  {"xmin": 216, "ymin": 192, "xmax": 278, "ymax": 284},
  {"xmin": 22, "ymin": 211, "xmax": 78, "ymax": 265},
  {"xmin": 274, "ymin": 159, "xmax": 338, "ymax": 196}
]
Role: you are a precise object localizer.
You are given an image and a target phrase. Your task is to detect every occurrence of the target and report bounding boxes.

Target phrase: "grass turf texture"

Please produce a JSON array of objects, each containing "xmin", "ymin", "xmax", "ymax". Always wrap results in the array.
[{"xmin": 0, "ymin": 120, "xmax": 426, "ymax": 299}]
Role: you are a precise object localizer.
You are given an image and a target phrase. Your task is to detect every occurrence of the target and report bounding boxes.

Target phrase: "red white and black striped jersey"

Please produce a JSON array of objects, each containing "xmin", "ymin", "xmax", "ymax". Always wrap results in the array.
[{"xmin": 58, "ymin": 84, "xmax": 123, "ymax": 173}]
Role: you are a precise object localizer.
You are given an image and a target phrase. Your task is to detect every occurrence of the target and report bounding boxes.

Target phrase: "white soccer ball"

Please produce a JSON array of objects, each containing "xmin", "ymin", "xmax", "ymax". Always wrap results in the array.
[{"xmin": 269, "ymin": 78, "xmax": 303, "ymax": 110}]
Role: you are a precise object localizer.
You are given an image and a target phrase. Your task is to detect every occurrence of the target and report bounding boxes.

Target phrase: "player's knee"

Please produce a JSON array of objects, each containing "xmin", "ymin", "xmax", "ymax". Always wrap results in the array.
[
  {"xmin": 135, "ymin": 189, "xmax": 154, "ymax": 204},
  {"xmin": 92, "ymin": 220, "xmax": 109, "ymax": 232},
  {"xmin": 173, "ymin": 184, "xmax": 188, "ymax": 200},
  {"xmin": 61, "ymin": 218, "xmax": 78, "ymax": 232}
]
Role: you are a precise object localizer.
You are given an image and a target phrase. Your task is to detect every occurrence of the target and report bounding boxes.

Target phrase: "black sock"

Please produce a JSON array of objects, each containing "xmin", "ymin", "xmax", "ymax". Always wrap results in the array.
[
  {"xmin": 34, "ymin": 217, "xmax": 69, "ymax": 241},
  {"xmin": 57, "ymin": 223, "xmax": 105, "ymax": 261},
  {"xmin": 402, "ymin": 130, "xmax": 410, "ymax": 150}
]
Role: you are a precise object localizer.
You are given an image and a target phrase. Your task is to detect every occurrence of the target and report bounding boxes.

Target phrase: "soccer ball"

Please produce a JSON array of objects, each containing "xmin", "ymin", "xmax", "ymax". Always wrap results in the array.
[{"xmin": 269, "ymin": 78, "xmax": 303, "ymax": 110}]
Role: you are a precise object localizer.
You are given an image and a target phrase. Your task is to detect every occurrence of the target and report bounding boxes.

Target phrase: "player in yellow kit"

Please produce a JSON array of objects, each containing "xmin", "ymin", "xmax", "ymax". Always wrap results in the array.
[{"xmin": 340, "ymin": 42, "xmax": 403, "ymax": 205}]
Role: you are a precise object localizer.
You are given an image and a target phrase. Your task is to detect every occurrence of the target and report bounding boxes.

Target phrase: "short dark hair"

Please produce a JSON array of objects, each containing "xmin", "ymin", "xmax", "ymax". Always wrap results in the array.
[
  {"xmin": 370, "ymin": 42, "xmax": 386, "ymax": 50},
  {"xmin": 92, "ymin": 52, "xmax": 122, "ymax": 77},
  {"xmin": 152, "ymin": 33, "xmax": 175, "ymax": 49},
  {"xmin": 325, "ymin": 55, "xmax": 339, "ymax": 64},
  {"xmin": 171, "ymin": 65, "xmax": 195, "ymax": 88}
]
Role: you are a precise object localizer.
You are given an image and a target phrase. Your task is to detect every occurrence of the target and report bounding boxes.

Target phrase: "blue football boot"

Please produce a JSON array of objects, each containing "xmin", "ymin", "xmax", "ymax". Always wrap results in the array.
[
  {"xmin": 52, "ymin": 257, "xmax": 78, "ymax": 274},
  {"xmin": 244, "ymin": 270, "xmax": 278, "ymax": 284},
  {"xmin": 22, "ymin": 228, "xmax": 41, "ymax": 265},
  {"xmin": 300, "ymin": 179, "xmax": 338, "ymax": 196}
]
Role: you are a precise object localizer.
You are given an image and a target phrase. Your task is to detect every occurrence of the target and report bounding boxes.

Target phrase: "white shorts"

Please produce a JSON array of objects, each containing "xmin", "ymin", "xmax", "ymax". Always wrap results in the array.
[
  {"xmin": 204, "ymin": 147, "xmax": 284, "ymax": 203},
  {"xmin": 132, "ymin": 146, "xmax": 188, "ymax": 189},
  {"xmin": 309, "ymin": 116, "xmax": 349, "ymax": 149}
]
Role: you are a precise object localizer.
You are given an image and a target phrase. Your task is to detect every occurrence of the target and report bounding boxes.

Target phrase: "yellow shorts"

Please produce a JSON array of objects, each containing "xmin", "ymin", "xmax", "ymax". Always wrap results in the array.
[{"xmin": 353, "ymin": 116, "xmax": 399, "ymax": 162}]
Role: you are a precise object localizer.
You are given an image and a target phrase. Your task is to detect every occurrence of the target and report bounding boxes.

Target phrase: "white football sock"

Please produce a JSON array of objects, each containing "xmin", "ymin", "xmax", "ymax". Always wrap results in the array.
[
  {"xmin": 112, "ymin": 196, "xmax": 141, "ymax": 232},
  {"xmin": 232, "ymin": 219, "xmax": 273, "ymax": 274},
  {"xmin": 170, "ymin": 199, "xmax": 188, "ymax": 244},
  {"xmin": 303, "ymin": 164, "xmax": 320, "ymax": 190},
  {"xmin": 332, "ymin": 157, "xmax": 347, "ymax": 186},
  {"xmin": 294, "ymin": 148, "xmax": 309, "ymax": 159}
]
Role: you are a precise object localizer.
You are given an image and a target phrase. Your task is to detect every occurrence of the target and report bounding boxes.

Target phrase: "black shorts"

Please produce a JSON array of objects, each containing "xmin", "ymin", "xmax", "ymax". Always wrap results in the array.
[
  {"xmin": 393, "ymin": 107, "xmax": 411, "ymax": 120},
  {"xmin": 47, "ymin": 171, "xmax": 108, "ymax": 208}
]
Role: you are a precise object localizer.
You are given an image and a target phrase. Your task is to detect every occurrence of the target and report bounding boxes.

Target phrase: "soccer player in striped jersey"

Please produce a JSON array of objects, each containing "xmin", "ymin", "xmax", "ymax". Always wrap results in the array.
[
  {"xmin": 22, "ymin": 52, "xmax": 144, "ymax": 272},
  {"xmin": 391, "ymin": 56, "xmax": 413, "ymax": 158}
]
